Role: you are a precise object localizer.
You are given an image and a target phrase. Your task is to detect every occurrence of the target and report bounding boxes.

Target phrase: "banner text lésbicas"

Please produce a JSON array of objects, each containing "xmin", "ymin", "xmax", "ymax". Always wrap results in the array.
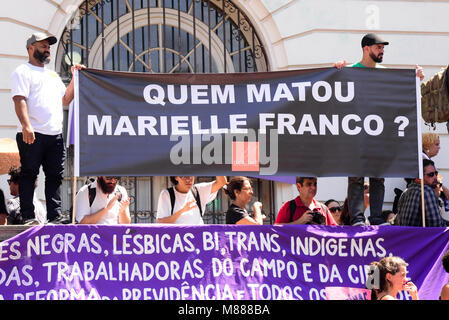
[{"xmin": 0, "ymin": 225, "xmax": 447, "ymax": 300}]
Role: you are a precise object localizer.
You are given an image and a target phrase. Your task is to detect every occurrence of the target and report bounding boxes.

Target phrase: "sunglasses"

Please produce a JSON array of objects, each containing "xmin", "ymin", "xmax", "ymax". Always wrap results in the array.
[
  {"xmin": 425, "ymin": 171, "xmax": 438, "ymax": 178},
  {"xmin": 105, "ymin": 176, "xmax": 120, "ymax": 180},
  {"xmin": 329, "ymin": 206, "xmax": 342, "ymax": 213}
]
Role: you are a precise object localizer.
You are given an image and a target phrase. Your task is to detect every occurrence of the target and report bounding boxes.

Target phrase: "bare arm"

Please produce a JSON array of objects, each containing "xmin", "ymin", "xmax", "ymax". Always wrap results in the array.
[
  {"xmin": 62, "ymin": 64, "xmax": 86, "ymax": 106},
  {"xmin": 275, "ymin": 210, "xmax": 313, "ymax": 225},
  {"xmin": 333, "ymin": 60, "xmax": 347, "ymax": 69},
  {"xmin": 441, "ymin": 284, "xmax": 449, "ymax": 300},
  {"xmin": 62, "ymin": 79, "xmax": 74, "ymax": 107},
  {"xmin": 157, "ymin": 199, "xmax": 197, "ymax": 224},
  {"xmin": 236, "ymin": 201, "xmax": 265, "ymax": 225},
  {"xmin": 211, "ymin": 176, "xmax": 227, "ymax": 194},
  {"xmin": 404, "ymin": 281, "xmax": 419, "ymax": 300},
  {"xmin": 416, "ymin": 65, "xmax": 425, "ymax": 81},
  {"xmin": 236, "ymin": 216, "xmax": 260, "ymax": 225},
  {"xmin": 13, "ymin": 95, "xmax": 35, "ymax": 144},
  {"xmin": 441, "ymin": 184, "xmax": 449, "ymax": 200},
  {"xmin": 118, "ymin": 198, "xmax": 131, "ymax": 224},
  {"xmin": 78, "ymin": 194, "xmax": 119, "ymax": 224}
]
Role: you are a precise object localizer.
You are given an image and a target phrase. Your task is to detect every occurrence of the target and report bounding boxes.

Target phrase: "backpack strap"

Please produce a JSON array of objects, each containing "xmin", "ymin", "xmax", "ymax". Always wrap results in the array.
[
  {"xmin": 167, "ymin": 187, "xmax": 176, "ymax": 215},
  {"xmin": 289, "ymin": 199, "xmax": 296, "ymax": 222},
  {"xmin": 168, "ymin": 185, "xmax": 202, "ymax": 216},
  {"xmin": 88, "ymin": 184, "xmax": 96, "ymax": 207},
  {"xmin": 319, "ymin": 202, "xmax": 327, "ymax": 212},
  {"xmin": 288, "ymin": 200, "xmax": 327, "ymax": 223},
  {"xmin": 191, "ymin": 185, "xmax": 202, "ymax": 217}
]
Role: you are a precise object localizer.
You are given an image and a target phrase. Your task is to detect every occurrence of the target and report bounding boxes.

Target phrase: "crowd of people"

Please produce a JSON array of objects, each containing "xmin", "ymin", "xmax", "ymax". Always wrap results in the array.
[
  {"xmin": 2, "ymin": 167, "xmax": 448, "ymax": 228},
  {"xmin": 0, "ymin": 31, "xmax": 448, "ymax": 301},
  {"xmin": 0, "ymin": 31, "xmax": 447, "ymax": 228}
]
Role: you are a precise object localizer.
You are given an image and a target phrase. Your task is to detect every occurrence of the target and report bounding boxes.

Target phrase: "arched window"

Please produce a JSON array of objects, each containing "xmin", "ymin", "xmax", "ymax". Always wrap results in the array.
[
  {"xmin": 57, "ymin": 0, "xmax": 274, "ymax": 224},
  {"xmin": 56, "ymin": 0, "xmax": 268, "ymax": 77}
]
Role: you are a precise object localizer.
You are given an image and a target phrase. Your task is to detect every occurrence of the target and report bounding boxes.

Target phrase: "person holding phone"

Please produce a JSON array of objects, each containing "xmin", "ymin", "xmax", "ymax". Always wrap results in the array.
[
  {"xmin": 75, "ymin": 176, "xmax": 130, "ymax": 224},
  {"xmin": 396, "ymin": 159, "xmax": 447, "ymax": 227}
]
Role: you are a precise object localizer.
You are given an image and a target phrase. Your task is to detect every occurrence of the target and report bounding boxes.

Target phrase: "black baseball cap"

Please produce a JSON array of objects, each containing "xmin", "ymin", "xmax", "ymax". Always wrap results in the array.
[
  {"xmin": 26, "ymin": 32, "xmax": 57, "ymax": 49},
  {"xmin": 361, "ymin": 33, "xmax": 389, "ymax": 48}
]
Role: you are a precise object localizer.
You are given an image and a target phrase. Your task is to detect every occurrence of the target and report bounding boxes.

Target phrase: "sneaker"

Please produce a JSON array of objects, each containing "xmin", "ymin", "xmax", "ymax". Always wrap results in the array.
[
  {"xmin": 47, "ymin": 216, "xmax": 72, "ymax": 225},
  {"xmin": 352, "ymin": 221, "xmax": 366, "ymax": 226},
  {"xmin": 368, "ymin": 216, "xmax": 385, "ymax": 225},
  {"xmin": 23, "ymin": 218, "xmax": 40, "ymax": 226}
]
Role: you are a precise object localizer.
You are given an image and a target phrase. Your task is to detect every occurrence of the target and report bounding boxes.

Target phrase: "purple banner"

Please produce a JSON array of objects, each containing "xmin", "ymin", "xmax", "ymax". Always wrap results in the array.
[{"xmin": 0, "ymin": 225, "xmax": 448, "ymax": 300}]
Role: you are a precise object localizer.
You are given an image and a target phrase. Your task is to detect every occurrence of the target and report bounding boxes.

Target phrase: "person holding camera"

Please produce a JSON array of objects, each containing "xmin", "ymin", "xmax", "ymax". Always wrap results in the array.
[
  {"xmin": 275, "ymin": 177, "xmax": 337, "ymax": 225},
  {"xmin": 75, "ymin": 176, "xmax": 130, "ymax": 224}
]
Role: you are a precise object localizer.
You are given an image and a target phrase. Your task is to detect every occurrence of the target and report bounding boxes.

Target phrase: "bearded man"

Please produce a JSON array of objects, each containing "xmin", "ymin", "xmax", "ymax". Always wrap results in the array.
[
  {"xmin": 75, "ymin": 176, "xmax": 131, "ymax": 224},
  {"xmin": 396, "ymin": 159, "xmax": 447, "ymax": 227},
  {"xmin": 10, "ymin": 32, "xmax": 85, "ymax": 224},
  {"xmin": 332, "ymin": 33, "xmax": 424, "ymax": 226}
]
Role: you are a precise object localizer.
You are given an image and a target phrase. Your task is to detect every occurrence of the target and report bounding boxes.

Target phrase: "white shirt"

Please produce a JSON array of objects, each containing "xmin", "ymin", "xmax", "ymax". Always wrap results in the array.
[
  {"xmin": 6, "ymin": 193, "xmax": 47, "ymax": 224},
  {"xmin": 156, "ymin": 181, "xmax": 218, "ymax": 225},
  {"xmin": 33, "ymin": 195, "xmax": 47, "ymax": 224},
  {"xmin": 10, "ymin": 62, "xmax": 66, "ymax": 135},
  {"xmin": 75, "ymin": 180, "xmax": 129, "ymax": 225}
]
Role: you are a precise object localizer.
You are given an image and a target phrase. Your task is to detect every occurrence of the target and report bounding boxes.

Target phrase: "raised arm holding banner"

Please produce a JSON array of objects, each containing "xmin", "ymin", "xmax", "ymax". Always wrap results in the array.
[{"xmin": 74, "ymin": 67, "xmax": 421, "ymax": 179}]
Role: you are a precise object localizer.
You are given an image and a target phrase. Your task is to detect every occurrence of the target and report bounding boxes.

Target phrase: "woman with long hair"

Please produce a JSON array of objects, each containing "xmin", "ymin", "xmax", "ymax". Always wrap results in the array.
[
  {"xmin": 324, "ymin": 199, "xmax": 349, "ymax": 225},
  {"xmin": 367, "ymin": 256, "xmax": 419, "ymax": 300}
]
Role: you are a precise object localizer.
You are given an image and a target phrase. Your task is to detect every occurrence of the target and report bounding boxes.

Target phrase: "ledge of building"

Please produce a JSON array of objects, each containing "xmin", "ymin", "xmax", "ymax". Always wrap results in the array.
[{"xmin": 0, "ymin": 225, "xmax": 33, "ymax": 242}]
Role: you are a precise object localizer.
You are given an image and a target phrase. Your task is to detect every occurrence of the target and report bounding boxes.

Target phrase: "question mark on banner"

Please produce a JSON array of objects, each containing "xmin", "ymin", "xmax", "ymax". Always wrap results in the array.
[{"xmin": 394, "ymin": 116, "xmax": 409, "ymax": 137}]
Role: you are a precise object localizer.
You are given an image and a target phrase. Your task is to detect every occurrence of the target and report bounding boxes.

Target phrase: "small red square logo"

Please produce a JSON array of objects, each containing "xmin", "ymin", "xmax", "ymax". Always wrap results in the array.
[{"xmin": 232, "ymin": 141, "xmax": 259, "ymax": 171}]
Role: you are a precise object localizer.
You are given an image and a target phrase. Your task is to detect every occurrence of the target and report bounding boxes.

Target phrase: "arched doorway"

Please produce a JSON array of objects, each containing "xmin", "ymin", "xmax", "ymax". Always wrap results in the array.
[
  {"xmin": 56, "ymin": 0, "xmax": 268, "ymax": 75},
  {"xmin": 57, "ymin": 0, "xmax": 275, "ymax": 224}
]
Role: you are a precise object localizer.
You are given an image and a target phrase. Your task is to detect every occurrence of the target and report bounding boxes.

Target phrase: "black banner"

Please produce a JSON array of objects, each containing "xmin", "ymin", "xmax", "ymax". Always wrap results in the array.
[{"xmin": 74, "ymin": 67, "xmax": 420, "ymax": 177}]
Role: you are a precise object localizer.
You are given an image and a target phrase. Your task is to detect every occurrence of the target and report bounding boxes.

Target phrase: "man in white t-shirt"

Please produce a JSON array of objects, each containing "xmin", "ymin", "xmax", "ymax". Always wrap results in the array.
[
  {"xmin": 75, "ymin": 176, "xmax": 131, "ymax": 225},
  {"xmin": 10, "ymin": 32, "xmax": 85, "ymax": 224},
  {"xmin": 157, "ymin": 176, "xmax": 227, "ymax": 224}
]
